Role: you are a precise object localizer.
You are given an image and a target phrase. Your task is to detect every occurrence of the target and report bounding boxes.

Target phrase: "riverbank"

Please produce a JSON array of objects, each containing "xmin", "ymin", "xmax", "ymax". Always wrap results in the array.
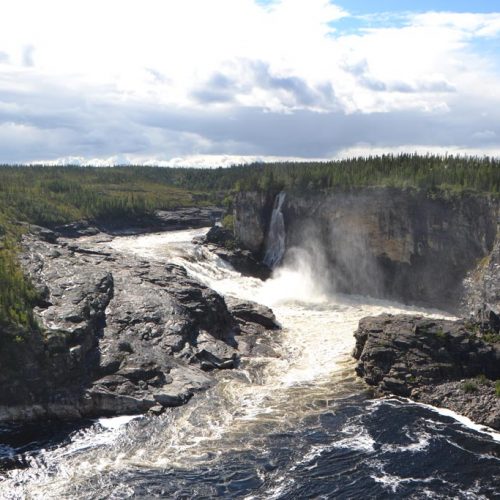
[
  {"xmin": 0, "ymin": 225, "xmax": 280, "ymax": 424},
  {"xmin": 353, "ymin": 314, "xmax": 500, "ymax": 430}
]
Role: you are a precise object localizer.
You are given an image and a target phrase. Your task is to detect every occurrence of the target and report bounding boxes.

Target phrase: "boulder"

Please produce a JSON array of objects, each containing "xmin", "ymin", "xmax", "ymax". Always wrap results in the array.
[{"xmin": 196, "ymin": 226, "xmax": 272, "ymax": 280}]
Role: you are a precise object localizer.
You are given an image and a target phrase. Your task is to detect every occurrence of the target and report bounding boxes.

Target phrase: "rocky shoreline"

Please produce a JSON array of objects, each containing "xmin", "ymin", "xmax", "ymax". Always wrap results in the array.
[
  {"xmin": 353, "ymin": 314, "xmax": 500, "ymax": 430},
  {"xmin": 194, "ymin": 226, "xmax": 271, "ymax": 280},
  {"xmin": 0, "ymin": 222, "xmax": 280, "ymax": 424},
  {"xmin": 50, "ymin": 206, "xmax": 224, "ymax": 238},
  {"xmin": 3, "ymin": 193, "xmax": 500, "ymax": 434}
]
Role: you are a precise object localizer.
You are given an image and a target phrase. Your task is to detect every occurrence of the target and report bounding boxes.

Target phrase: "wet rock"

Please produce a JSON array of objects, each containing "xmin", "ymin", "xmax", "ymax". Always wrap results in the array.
[
  {"xmin": 414, "ymin": 380, "xmax": 500, "ymax": 429},
  {"xmin": 27, "ymin": 225, "xmax": 59, "ymax": 243},
  {"xmin": 0, "ymin": 228, "xmax": 280, "ymax": 423},
  {"xmin": 195, "ymin": 331, "xmax": 238, "ymax": 371},
  {"xmin": 196, "ymin": 226, "xmax": 271, "ymax": 280},
  {"xmin": 98, "ymin": 207, "xmax": 224, "ymax": 235},
  {"xmin": 353, "ymin": 314, "xmax": 500, "ymax": 429},
  {"xmin": 55, "ymin": 220, "xmax": 100, "ymax": 238},
  {"xmin": 225, "ymin": 297, "xmax": 280, "ymax": 331},
  {"xmin": 202, "ymin": 225, "xmax": 234, "ymax": 245},
  {"xmin": 225, "ymin": 297, "xmax": 281, "ymax": 358}
]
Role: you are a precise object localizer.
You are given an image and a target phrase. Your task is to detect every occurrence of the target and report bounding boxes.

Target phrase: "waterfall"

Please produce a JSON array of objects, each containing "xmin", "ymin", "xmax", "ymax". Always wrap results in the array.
[{"xmin": 263, "ymin": 192, "xmax": 286, "ymax": 269}]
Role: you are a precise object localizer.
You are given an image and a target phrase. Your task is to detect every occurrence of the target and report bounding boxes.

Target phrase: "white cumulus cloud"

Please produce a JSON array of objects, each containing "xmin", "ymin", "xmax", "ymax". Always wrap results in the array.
[{"xmin": 0, "ymin": 1, "xmax": 499, "ymax": 163}]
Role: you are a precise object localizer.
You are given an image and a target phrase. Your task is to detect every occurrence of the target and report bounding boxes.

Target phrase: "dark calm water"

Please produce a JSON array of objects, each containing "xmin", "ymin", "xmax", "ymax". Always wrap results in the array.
[{"xmin": 1, "ymin": 229, "xmax": 499, "ymax": 499}]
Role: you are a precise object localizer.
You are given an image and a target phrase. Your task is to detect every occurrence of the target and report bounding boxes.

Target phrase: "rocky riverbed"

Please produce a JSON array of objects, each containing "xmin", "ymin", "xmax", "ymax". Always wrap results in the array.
[
  {"xmin": 0, "ymin": 225, "xmax": 280, "ymax": 423},
  {"xmin": 353, "ymin": 314, "xmax": 500, "ymax": 429}
]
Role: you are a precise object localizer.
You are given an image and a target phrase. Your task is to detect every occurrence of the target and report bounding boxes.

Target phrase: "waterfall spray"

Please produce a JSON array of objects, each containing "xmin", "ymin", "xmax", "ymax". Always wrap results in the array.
[{"xmin": 263, "ymin": 192, "xmax": 286, "ymax": 269}]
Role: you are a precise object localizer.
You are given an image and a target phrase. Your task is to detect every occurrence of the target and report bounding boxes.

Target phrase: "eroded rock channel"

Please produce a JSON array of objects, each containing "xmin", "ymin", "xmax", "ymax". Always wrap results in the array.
[{"xmin": 0, "ymin": 227, "xmax": 279, "ymax": 423}]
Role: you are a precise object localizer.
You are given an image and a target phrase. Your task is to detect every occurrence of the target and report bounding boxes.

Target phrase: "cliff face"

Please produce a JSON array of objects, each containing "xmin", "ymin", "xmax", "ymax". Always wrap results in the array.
[
  {"xmin": 463, "ymin": 231, "xmax": 500, "ymax": 316},
  {"xmin": 234, "ymin": 188, "xmax": 499, "ymax": 312},
  {"xmin": 233, "ymin": 191, "xmax": 275, "ymax": 256}
]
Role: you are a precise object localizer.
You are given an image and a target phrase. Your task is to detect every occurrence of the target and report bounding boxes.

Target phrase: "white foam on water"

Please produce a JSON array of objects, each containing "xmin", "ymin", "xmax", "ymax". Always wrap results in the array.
[
  {"xmin": 416, "ymin": 402, "xmax": 500, "ymax": 443},
  {"xmin": 97, "ymin": 415, "xmax": 141, "ymax": 430},
  {"xmin": 0, "ymin": 228, "xmax": 478, "ymax": 499},
  {"xmin": 332, "ymin": 425, "xmax": 377, "ymax": 453},
  {"xmin": 371, "ymin": 398, "xmax": 500, "ymax": 444}
]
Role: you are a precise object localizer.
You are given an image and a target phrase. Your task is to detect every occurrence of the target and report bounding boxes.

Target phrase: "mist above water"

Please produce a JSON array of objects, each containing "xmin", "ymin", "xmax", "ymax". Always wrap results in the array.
[{"xmin": 2, "ymin": 227, "xmax": 497, "ymax": 499}]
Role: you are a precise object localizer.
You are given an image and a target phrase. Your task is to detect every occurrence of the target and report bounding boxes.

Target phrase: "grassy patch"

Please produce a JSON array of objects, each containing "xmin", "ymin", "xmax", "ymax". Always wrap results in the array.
[
  {"xmin": 462, "ymin": 381, "xmax": 478, "ymax": 394},
  {"xmin": 435, "ymin": 328, "xmax": 447, "ymax": 341},
  {"xmin": 482, "ymin": 332, "xmax": 500, "ymax": 344},
  {"xmin": 475, "ymin": 374, "xmax": 491, "ymax": 386}
]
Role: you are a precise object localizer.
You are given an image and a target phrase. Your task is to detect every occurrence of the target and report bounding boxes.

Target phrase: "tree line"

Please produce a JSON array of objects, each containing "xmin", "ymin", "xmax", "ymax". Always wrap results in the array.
[{"xmin": 1, "ymin": 154, "xmax": 499, "ymax": 329}]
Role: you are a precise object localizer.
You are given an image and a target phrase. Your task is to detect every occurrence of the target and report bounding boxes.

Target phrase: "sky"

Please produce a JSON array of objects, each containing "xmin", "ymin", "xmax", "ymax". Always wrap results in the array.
[{"xmin": 0, "ymin": 0, "xmax": 499, "ymax": 166}]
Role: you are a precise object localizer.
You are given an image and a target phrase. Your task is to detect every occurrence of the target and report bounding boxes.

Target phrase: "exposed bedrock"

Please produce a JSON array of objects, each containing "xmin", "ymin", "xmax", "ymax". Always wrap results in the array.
[
  {"xmin": 0, "ymin": 228, "xmax": 280, "ymax": 423},
  {"xmin": 194, "ymin": 226, "xmax": 271, "ymax": 280},
  {"xmin": 353, "ymin": 314, "xmax": 500, "ymax": 429},
  {"xmin": 234, "ymin": 188, "xmax": 499, "ymax": 312},
  {"xmin": 54, "ymin": 206, "xmax": 224, "ymax": 238}
]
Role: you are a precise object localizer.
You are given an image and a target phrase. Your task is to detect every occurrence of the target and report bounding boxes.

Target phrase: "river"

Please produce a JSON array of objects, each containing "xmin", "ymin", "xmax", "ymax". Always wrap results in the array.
[{"xmin": 1, "ymin": 228, "xmax": 499, "ymax": 499}]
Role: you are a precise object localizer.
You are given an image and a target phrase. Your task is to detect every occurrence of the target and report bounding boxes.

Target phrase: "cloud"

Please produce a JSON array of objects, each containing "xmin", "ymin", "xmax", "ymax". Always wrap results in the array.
[
  {"xmin": 472, "ymin": 129, "xmax": 497, "ymax": 141},
  {"xmin": 0, "ymin": 1, "xmax": 499, "ymax": 163},
  {"xmin": 22, "ymin": 45, "xmax": 35, "ymax": 67},
  {"xmin": 191, "ymin": 60, "xmax": 337, "ymax": 110},
  {"xmin": 191, "ymin": 73, "xmax": 237, "ymax": 104}
]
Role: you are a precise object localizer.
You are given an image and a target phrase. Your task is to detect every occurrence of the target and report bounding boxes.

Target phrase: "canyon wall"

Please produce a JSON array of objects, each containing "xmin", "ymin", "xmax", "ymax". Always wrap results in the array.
[{"xmin": 234, "ymin": 188, "xmax": 499, "ymax": 312}]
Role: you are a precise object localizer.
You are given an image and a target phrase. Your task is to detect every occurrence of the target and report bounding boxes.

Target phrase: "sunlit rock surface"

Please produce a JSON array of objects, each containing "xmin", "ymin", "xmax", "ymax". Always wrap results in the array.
[
  {"xmin": 353, "ymin": 314, "xmax": 500, "ymax": 429},
  {"xmin": 0, "ymin": 227, "xmax": 279, "ymax": 423}
]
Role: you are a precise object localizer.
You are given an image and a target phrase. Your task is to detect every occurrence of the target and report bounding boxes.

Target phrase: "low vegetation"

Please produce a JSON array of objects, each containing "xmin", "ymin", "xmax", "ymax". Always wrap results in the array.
[
  {"xmin": 1, "ymin": 154, "xmax": 499, "ymax": 330},
  {"xmin": 462, "ymin": 381, "xmax": 478, "ymax": 393},
  {"xmin": 0, "ymin": 218, "xmax": 39, "ymax": 329}
]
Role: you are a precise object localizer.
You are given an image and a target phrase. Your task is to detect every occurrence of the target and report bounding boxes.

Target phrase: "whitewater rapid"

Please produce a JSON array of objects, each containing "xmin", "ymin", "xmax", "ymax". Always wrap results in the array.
[{"xmin": 1, "ymin": 228, "xmax": 499, "ymax": 499}]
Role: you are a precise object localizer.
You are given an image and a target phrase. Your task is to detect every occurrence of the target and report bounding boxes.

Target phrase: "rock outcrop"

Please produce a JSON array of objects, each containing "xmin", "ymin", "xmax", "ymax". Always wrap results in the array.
[
  {"xmin": 233, "ymin": 191, "xmax": 275, "ymax": 256},
  {"xmin": 234, "ymin": 188, "xmax": 499, "ymax": 312},
  {"xmin": 463, "ymin": 231, "xmax": 500, "ymax": 318},
  {"xmin": 55, "ymin": 206, "xmax": 224, "ymax": 238},
  {"xmin": 194, "ymin": 226, "xmax": 271, "ymax": 280},
  {"xmin": 0, "ymin": 226, "xmax": 279, "ymax": 423},
  {"xmin": 353, "ymin": 314, "xmax": 500, "ymax": 429}
]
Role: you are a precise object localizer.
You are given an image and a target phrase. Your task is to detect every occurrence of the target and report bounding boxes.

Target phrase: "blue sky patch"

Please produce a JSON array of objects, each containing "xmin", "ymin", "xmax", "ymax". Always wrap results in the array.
[{"xmin": 333, "ymin": 0, "xmax": 500, "ymax": 15}]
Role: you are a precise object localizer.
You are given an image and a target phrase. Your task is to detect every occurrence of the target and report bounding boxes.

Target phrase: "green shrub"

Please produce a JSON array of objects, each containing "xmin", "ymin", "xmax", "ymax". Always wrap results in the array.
[
  {"xmin": 482, "ymin": 332, "xmax": 500, "ymax": 344},
  {"xmin": 475, "ymin": 374, "xmax": 490, "ymax": 386},
  {"xmin": 435, "ymin": 328, "xmax": 447, "ymax": 341},
  {"xmin": 222, "ymin": 214, "xmax": 235, "ymax": 232},
  {"xmin": 495, "ymin": 380, "xmax": 500, "ymax": 397},
  {"xmin": 462, "ymin": 381, "xmax": 478, "ymax": 393}
]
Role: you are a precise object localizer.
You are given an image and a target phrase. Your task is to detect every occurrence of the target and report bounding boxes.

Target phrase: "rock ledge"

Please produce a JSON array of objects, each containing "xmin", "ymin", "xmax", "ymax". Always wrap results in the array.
[{"xmin": 353, "ymin": 314, "xmax": 500, "ymax": 429}]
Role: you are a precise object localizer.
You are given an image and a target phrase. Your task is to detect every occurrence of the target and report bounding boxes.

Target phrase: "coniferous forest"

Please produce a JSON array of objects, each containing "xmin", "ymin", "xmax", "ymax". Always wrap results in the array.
[{"xmin": 1, "ymin": 153, "xmax": 500, "ymax": 329}]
